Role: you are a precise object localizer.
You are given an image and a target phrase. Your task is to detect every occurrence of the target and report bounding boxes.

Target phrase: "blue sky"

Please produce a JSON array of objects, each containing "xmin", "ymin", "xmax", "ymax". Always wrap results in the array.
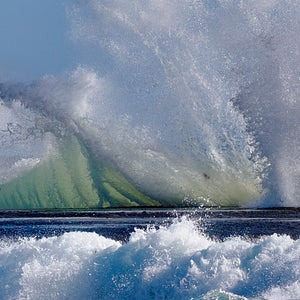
[{"xmin": 0, "ymin": 0, "xmax": 75, "ymax": 82}]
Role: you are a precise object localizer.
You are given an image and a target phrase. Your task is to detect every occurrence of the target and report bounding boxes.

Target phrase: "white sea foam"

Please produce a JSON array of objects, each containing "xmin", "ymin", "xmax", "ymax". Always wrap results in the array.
[
  {"xmin": 0, "ymin": 99, "xmax": 57, "ymax": 184},
  {"xmin": 0, "ymin": 218, "xmax": 299, "ymax": 300}
]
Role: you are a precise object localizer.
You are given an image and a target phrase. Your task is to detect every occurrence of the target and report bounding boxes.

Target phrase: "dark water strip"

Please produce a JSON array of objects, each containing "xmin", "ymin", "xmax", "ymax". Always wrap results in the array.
[{"xmin": 0, "ymin": 208, "xmax": 299, "ymax": 242}]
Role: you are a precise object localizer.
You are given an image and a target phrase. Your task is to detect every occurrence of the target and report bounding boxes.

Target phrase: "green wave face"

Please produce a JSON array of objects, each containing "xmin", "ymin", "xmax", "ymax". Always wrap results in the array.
[{"xmin": 0, "ymin": 135, "xmax": 160, "ymax": 209}]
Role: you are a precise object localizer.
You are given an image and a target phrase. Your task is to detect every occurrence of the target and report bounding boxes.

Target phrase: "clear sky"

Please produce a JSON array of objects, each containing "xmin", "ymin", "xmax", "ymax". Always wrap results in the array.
[{"xmin": 0, "ymin": 0, "xmax": 75, "ymax": 82}]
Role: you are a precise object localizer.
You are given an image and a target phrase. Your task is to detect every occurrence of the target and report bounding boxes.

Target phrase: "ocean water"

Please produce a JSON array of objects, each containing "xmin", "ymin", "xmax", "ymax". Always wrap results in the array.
[
  {"xmin": 0, "ymin": 208, "xmax": 300, "ymax": 300},
  {"xmin": 0, "ymin": 1, "xmax": 299, "ymax": 298}
]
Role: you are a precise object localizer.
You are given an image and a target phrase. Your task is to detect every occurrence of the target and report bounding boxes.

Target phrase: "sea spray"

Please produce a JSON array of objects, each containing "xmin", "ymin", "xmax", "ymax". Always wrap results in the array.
[{"xmin": 0, "ymin": 0, "xmax": 299, "ymax": 207}]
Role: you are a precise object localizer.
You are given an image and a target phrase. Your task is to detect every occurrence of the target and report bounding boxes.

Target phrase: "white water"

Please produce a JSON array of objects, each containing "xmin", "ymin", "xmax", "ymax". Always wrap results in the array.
[
  {"xmin": 0, "ymin": 0, "xmax": 299, "ymax": 206},
  {"xmin": 0, "ymin": 217, "xmax": 299, "ymax": 299}
]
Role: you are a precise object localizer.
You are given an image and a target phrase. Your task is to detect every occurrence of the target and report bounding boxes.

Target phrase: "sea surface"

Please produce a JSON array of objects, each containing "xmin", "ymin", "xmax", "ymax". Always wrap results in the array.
[
  {"xmin": 0, "ymin": 208, "xmax": 299, "ymax": 299},
  {"xmin": 0, "ymin": 1, "xmax": 299, "ymax": 298}
]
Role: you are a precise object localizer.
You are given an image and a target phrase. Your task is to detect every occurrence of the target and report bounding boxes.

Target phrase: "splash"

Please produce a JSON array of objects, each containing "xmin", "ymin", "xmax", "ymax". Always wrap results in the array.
[
  {"xmin": 0, "ymin": 0, "xmax": 299, "ymax": 208},
  {"xmin": 0, "ymin": 217, "xmax": 299, "ymax": 299}
]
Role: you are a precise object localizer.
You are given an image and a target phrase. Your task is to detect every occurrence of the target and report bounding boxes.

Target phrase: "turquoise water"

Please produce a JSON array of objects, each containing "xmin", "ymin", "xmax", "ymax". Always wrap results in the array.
[{"xmin": 0, "ymin": 135, "xmax": 159, "ymax": 209}]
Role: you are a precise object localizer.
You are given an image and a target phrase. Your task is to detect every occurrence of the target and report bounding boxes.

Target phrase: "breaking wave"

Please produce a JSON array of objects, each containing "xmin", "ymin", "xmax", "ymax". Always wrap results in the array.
[
  {"xmin": 0, "ymin": 217, "xmax": 299, "ymax": 299},
  {"xmin": 0, "ymin": 0, "xmax": 299, "ymax": 208}
]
